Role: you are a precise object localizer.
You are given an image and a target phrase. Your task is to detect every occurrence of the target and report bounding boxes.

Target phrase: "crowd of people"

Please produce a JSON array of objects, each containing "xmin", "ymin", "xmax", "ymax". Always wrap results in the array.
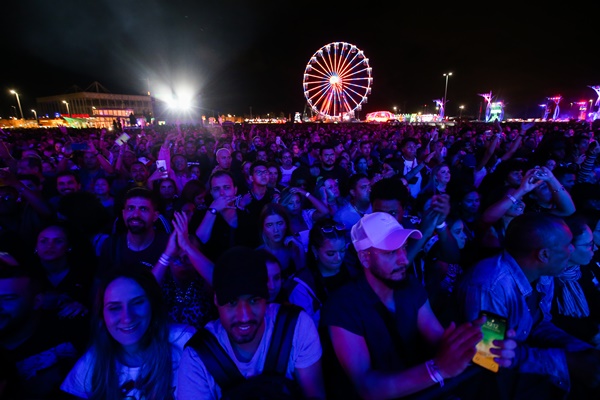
[{"xmin": 1, "ymin": 117, "xmax": 600, "ymax": 399}]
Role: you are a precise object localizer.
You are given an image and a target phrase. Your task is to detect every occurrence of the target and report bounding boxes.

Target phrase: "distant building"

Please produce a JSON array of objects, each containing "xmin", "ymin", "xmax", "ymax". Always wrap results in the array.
[{"xmin": 35, "ymin": 81, "xmax": 154, "ymax": 129}]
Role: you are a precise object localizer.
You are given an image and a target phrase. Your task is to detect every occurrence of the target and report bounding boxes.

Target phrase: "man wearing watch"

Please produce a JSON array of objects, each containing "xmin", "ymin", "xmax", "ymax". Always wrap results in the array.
[{"xmin": 194, "ymin": 170, "xmax": 254, "ymax": 262}]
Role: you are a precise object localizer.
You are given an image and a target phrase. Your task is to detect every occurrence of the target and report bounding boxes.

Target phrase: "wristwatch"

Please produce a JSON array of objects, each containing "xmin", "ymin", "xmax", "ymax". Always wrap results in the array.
[{"xmin": 208, "ymin": 208, "xmax": 217, "ymax": 215}]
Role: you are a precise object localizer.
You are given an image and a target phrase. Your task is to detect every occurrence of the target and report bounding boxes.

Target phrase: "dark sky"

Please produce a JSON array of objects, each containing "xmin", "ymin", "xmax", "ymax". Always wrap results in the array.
[{"xmin": 2, "ymin": 1, "xmax": 598, "ymax": 120}]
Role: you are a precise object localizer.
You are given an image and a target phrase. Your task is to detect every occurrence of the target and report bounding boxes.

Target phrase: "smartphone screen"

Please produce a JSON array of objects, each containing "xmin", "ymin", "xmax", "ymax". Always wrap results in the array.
[
  {"xmin": 472, "ymin": 310, "xmax": 507, "ymax": 373},
  {"xmin": 156, "ymin": 160, "xmax": 167, "ymax": 172},
  {"xmin": 115, "ymin": 133, "xmax": 131, "ymax": 146}
]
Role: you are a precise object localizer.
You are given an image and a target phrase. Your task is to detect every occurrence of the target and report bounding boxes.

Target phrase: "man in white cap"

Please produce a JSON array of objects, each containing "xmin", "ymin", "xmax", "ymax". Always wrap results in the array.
[{"xmin": 320, "ymin": 212, "xmax": 517, "ymax": 399}]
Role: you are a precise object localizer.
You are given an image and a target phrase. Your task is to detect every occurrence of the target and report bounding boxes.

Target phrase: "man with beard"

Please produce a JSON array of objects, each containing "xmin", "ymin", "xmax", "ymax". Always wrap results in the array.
[
  {"xmin": 314, "ymin": 143, "xmax": 349, "ymax": 192},
  {"xmin": 48, "ymin": 170, "xmax": 81, "ymax": 212},
  {"xmin": 177, "ymin": 246, "xmax": 325, "ymax": 399},
  {"xmin": 320, "ymin": 212, "xmax": 517, "ymax": 399},
  {"xmin": 98, "ymin": 187, "xmax": 170, "ymax": 271}
]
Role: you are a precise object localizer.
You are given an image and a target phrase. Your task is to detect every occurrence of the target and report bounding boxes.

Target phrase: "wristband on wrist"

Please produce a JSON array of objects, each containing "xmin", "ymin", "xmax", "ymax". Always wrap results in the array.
[
  {"xmin": 157, "ymin": 253, "xmax": 172, "ymax": 266},
  {"xmin": 552, "ymin": 186, "xmax": 566, "ymax": 194},
  {"xmin": 506, "ymin": 193, "xmax": 518, "ymax": 204},
  {"xmin": 305, "ymin": 191, "xmax": 311, "ymax": 198},
  {"xmin": 425, "ymin": 360, "xmax": 444, "ymax": 387},
  {"xmin": 435, "ymin": 221, "xmax": 447, "ymax": 230}
]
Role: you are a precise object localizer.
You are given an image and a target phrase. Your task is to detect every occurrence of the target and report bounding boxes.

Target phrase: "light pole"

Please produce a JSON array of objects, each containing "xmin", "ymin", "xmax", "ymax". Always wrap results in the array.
[
  {"xmin": 459, "ymin": 105, "xmax": 464, "ymax": 119},
  {"xmin": 31, "ymin": 109, "xmax": 38, "ymax": 122},
  {"xmin": 62, "ymin": 100, "xmax": 70, "ymax": 117},
  {"xmin": 442, "ymin": 72, "xmax": 452, "ymax": 119},
  {"xmin": 9, "ymin": 90, "xmax": 24, "ymax": 119}
]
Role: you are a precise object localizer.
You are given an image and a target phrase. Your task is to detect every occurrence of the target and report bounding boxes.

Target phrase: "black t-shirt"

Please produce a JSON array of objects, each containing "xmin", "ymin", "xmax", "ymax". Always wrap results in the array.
[
  {"xmin": 193, "ymin": 209, "xmax": 257, "ymax": 263},
  {"xmin": 320, "ymin": 275, "xmax": 428, "ymax": 398},
  {"xmin": 316, "ymin": 165, "xmax": 349, "ymax": 193},
  {"xmin": 97, "ymin": 231, "xmax": 170, "ymax": 272}
]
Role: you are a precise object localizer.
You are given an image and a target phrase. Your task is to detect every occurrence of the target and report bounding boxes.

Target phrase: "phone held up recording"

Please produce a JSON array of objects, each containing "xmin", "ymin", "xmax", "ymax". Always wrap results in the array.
[
  {"xmin": 472, "ymin": 310, "xmax": 507, "ymax": 373},
  {"xmin": 156, "ymin": 160, "xmax": 168, "ymax": 177}
]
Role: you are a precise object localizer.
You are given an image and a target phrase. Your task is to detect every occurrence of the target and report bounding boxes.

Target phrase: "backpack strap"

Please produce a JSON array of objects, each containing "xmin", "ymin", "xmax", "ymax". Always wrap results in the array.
[
  {"xmin": 185, "ymin": 305, "xmax": 301, "ymax": 388},
  {"xmin": 264, "ymin": 304, "xmax": 302, "ymax": 375},
  {"xmin": 185, "ymin": 328, "xmax": 245, "ymax": 389}
]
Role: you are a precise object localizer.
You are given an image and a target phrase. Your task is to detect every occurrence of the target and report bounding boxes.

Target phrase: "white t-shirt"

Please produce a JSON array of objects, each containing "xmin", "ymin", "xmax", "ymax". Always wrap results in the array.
[
  {"xmin": 280, "ymin": 165, "xmax": 298, "ymax": 187},
  {"xmin": 403, "ymin": 158, "xmax": 422, "ymax": 198},
  {"xmin": 176, "ymin": 303, "xmax": 322, "ymax": 399},
  {"xmin": 60, "ymin": 324, "xmax": 196, "ymax": 399}
]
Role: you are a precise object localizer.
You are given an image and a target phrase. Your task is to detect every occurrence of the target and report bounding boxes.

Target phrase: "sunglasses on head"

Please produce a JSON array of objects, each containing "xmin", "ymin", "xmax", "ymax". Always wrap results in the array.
[{"xmin": 321, "ymin": 223, "xmax": 345, "ymax": 233}]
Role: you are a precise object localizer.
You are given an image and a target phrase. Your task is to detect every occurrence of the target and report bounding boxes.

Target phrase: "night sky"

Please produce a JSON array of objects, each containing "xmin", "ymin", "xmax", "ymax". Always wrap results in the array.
[{"xmin": 2, "ymin": 1, "xmax": 598, "ymax": 120}]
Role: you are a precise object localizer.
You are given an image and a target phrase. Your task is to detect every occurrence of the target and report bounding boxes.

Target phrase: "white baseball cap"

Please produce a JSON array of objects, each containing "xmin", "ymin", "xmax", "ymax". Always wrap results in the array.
[{"xmin": 351, "ymin": 212, "xmax": 422, "ymax": 251}]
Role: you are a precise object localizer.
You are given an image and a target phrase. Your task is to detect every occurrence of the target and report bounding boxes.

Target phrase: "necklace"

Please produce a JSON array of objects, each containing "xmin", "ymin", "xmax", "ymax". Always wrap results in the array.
[
  {"xmin": 127, "ymin": 235, "xmax": 153, "ymax": 251},
  {"xmin": 350, "ymin": 202, "xmax": 367, "ymax": 217}
]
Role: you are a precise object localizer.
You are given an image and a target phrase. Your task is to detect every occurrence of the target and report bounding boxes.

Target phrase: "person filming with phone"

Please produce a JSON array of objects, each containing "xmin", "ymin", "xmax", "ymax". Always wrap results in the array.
[
  {"xmin": 320, "ymin": 212, "xmax": 517, "ymax": 399},
  {"xmin": 457, "ymin": 212, "xmax": 600, "ymax": 399}
]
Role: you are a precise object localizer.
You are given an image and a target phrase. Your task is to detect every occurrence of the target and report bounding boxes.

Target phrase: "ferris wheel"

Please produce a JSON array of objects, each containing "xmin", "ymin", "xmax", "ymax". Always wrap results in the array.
[{"xmin": 303, "ymin": 42, "xmax": 372, "ymax": 120}]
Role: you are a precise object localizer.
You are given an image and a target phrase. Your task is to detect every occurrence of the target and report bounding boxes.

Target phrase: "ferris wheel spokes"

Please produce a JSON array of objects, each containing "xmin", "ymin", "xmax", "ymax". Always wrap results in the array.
[{"xmin": 303, "ymin": 41, "xmax": 372, "ymax": 120}]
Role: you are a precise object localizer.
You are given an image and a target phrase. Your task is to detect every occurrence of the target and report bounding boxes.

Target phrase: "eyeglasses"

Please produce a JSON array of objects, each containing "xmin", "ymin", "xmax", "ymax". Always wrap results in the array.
[
  {"xmin": 574, "ymin": 240, "xmax": 595, "ymax": 249},
  {"xmin": 253, "ymin": 169, "xmax": 268, "ymax": 176},
  {"xmin": 321, "ymin": 223, "xmax": 346, "ymax": 233}
]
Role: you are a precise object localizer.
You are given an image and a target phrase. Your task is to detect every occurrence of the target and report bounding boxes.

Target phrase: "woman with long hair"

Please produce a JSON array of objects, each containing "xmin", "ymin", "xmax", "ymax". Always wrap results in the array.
[
  {"xmin": 154, "ymin": 177, "xmax": 179, "ymax": 222},
  {"xmin": 421, "ymin": 213, "xmax": 469, "ymax": 326},
  {"xmin": 60, "ymin": 264, "xmax": 195, "ymax": 399},
  {"xmin": 314, "ymin": 177, "xmax": 348, "ymax": 217},
  {"xmin": 552, "ymin": 214, "xmax": 600, "ymax": 348},
  {"xmin": 256, "ymin": 203, "xmax": 305, "ymax": 278},
  {"xmin": 477, "ymin": 168, "xmax": 541, "ymax": 260},
  {"xmin": 282, "ymin": 217, "xmax": 360, "ymax": 326},
  {"xmin": 416, "ymin": 163, "xmax": 452, "ymax": 215},
  {"xmin": 277, "ymin": 185, "xmax": 329, "ymax": 253}
]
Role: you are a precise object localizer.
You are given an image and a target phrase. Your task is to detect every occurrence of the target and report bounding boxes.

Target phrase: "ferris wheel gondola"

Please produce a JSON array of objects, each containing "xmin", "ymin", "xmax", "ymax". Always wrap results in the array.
[{"xmin": 302, "ymin": 42, "xmax": 372, "ymax": 121}]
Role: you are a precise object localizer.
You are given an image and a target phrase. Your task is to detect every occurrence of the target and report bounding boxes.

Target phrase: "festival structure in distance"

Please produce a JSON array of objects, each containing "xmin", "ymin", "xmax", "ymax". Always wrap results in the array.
[{"xmin": 302, "ymin": 42, "xmax": 372, "ymax": 122}]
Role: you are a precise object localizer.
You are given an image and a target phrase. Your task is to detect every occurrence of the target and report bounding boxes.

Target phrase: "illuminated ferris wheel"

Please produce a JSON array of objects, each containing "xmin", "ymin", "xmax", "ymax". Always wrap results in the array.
[{"xmin": 303, "ymin": 42, "xmax": 372, "ymax": 121}]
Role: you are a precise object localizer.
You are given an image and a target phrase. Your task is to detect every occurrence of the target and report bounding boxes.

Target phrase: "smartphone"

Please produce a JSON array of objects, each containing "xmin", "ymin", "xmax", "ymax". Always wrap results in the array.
[
  {"xmin": 156, "ymin": 159, "xmax": 168, "ymax": 174},
  {"xmin": 472, "ymin": 310, "xmax": 507, "ymax": 373},
  {"xmin": 71, "ymin": 143, "xmax": 89, "ymax": 151},
  {"xmin": 115, "ymin": 133, "xmax": 131, "ymax": 146}
]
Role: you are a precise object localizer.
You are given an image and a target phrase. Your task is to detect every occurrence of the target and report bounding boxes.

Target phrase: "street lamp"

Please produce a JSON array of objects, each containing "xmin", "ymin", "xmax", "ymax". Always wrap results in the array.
[
  {"xmin": 62, "ymin": 100, "xmax": 70, "ymax": 117},
  {"xmin": 442, "ymin": 72, "xmax": 452, "ymax": 119},
  {"xmin": 31, "ymin": 109, "xmax": 38, "ymax": 121},
  {"xmin": 459, "ymin": 105, "xmax": 464, "ymax": 119},
  {"xmin": 9, "ymin": 90, "xmax": 24, "ymax": 119}
]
